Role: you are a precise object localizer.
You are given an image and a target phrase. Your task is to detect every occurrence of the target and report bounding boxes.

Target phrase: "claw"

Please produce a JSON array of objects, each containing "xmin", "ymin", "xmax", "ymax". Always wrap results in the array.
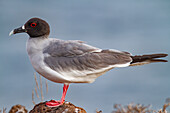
[
  {"xmin": 46, "ymin": 100, "xmax": 63, "ymax": 107},
  {"xmin": 46, "ymin": 84, "xmax": 69, "ymax": 107}
]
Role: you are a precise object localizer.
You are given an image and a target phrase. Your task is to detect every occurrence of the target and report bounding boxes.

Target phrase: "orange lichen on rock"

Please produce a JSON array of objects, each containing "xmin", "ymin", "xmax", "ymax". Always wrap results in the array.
[{"xmin": 9, "ymin": 104, "xmax": 27, "ymax": 113}]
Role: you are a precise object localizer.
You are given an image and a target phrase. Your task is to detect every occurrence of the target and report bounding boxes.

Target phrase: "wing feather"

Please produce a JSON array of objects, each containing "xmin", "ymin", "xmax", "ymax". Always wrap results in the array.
[{"xmin": 43, "ymin": 40, "xmax": 132, "ymax": 78}]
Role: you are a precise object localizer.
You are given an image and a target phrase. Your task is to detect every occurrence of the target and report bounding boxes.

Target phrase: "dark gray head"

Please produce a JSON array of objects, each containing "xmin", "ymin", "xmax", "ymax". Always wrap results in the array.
[{"xmin": 9, "ymin": 18, "xmax": 50, "ymax": 38}]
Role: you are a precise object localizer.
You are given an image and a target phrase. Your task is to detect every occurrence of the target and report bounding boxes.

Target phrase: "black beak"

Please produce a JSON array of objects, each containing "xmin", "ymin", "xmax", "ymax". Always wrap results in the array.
[{"xmin": 9, "ymin": 26, "xmax": 27, "ymax": 36}]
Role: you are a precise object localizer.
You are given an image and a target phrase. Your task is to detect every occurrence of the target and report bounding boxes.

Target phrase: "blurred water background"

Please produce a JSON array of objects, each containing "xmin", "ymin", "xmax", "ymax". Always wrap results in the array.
[{"xmin": 0, "ymin": 0, "xmax": 170, "ymax": 112}]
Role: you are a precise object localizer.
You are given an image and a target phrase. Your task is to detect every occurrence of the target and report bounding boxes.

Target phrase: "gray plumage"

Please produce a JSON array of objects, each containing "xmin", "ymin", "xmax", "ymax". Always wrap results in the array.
[
  {"xmin": 43, "ymin": 39, "xmax": 132, "ymax": 76},
  {"xmin": 10, "ymin": 17, "xmax": 168, "ymax": 84}
]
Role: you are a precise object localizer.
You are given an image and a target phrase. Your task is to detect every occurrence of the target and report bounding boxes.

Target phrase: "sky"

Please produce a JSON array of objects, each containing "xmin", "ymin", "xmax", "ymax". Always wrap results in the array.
[{"xmin": 0, "ymin": 0, "xmax": 170, "ymax": 112}]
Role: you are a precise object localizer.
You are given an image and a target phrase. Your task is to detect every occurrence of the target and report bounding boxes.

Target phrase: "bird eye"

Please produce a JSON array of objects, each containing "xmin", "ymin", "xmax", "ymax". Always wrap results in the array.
[{"xmin": 30, "ymin": 23, "xmax": 37, "ymax": 27}]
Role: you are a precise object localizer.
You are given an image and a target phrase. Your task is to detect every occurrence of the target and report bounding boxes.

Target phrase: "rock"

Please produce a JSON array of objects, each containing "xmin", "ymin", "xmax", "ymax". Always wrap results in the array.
[
  {"xmin": 29, "ymin": 101, "xmax": 86, "ymax": 113},
  {"xmin": 9, "ymin": 104, "xmax": 28, "ymax": 113}
]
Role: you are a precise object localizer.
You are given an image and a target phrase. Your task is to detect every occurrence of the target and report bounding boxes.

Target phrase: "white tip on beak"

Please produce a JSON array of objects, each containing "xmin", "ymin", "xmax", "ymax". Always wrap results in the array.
[
  {"xmin": 9, "ymin": 30, "xmax": 14, "ymax": 36},
  {"xmin": 9, "ymin": 25, "xmax": 26, "ymax": 36}
]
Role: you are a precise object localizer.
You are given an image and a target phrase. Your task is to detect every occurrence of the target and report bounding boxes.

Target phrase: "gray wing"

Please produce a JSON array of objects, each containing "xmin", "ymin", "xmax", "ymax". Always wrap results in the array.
[
  {"xmin": 43, "ymin": 39, "xmax": 132, "ymax": 77},
  {"xmin": 43, "ymin": 39, "xmax": 99, "ymax": 57}
]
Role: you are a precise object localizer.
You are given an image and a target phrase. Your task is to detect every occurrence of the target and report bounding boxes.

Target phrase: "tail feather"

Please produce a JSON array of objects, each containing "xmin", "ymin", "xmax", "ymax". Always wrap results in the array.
[{"xmin": 130, "ymin": 53, "xmax": 168, "ymax": 66}]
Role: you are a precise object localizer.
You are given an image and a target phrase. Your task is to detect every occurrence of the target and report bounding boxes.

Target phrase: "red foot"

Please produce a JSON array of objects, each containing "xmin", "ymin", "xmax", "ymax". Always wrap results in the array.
[
  {"xmin": 46, "ymin": 84, "xmax": 69, "ymax": 107},
  {"xmin": 46, "ymin": 100, "xmax": 63, "ymax": 107}
]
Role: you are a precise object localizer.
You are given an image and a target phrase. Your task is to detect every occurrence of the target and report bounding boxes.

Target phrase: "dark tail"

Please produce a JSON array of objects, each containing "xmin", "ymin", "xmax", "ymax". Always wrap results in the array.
[{"xmin": 130, "ymin": 53, "xmax": 168, "ymax": 66}]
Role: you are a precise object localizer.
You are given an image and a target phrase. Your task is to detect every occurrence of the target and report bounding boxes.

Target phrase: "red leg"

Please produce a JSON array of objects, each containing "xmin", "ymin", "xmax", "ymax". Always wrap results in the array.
[
  {"xmin": 61, "ymin": 84, "xmax": 69, "ymax": 103},
  {"xmin": 46, "ymin": 84, "xmax": 69, "ymax": 107}
]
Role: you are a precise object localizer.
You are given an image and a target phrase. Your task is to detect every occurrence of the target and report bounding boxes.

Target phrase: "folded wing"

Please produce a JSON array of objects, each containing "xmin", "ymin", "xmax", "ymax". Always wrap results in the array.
[{"xmin": 43, "ymin": 40, "xmax": 132, "ymax": 80}]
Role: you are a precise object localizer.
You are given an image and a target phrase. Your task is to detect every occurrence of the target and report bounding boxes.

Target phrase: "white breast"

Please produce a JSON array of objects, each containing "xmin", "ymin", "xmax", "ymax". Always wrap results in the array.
[
  {"xmin": 26, "ymin": 38, "xmax": 72, "ymax": 83},
  {"xmin": 26, "ymin": 38, "xmax": 124, "ymax": 84}
]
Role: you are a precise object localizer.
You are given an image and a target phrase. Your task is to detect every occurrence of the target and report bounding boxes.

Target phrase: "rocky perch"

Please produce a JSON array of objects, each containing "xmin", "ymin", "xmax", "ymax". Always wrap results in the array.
[
  {"xmin": 7, "ymin": 101, "xmax": 169, "ymax": 113},
  {"xmin": 29, "ymin": 101, "xmax": 86, "ymax": 113}
]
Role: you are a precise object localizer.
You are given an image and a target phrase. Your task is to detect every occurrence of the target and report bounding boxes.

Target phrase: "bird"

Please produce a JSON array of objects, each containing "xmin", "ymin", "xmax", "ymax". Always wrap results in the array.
[{"xmin": 9, "ymin": 17, "xmax": 168, "ymax": 107}]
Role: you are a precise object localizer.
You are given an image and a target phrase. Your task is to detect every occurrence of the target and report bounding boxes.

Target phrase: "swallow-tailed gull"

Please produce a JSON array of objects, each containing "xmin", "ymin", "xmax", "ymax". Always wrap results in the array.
[{"xmin": 9, "ymin": 18, "xmax": 168, "ymax": 107}]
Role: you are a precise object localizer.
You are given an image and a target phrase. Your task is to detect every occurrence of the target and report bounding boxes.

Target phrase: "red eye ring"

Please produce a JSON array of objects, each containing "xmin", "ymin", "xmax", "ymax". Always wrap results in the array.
[{"xmin": 30, "ymin": 23, "xmax": 37, "ymax": 27}]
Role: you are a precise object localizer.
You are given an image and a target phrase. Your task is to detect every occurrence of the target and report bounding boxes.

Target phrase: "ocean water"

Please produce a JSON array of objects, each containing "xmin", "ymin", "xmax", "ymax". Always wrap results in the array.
[{"xmin": 0, "ymin": 0, "xmax": 170, "ymax": 112}]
